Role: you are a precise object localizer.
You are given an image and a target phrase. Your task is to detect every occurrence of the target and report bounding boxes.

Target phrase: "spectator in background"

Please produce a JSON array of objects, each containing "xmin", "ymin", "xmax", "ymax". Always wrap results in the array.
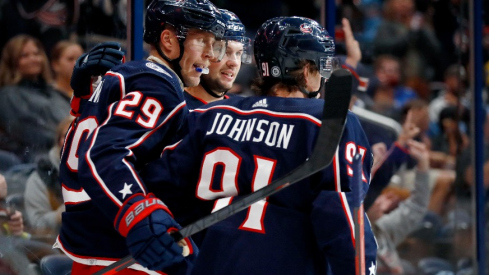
[
  {"xmin": 0, "ymin": 174, "xmax": 27, "ymax": 239},
  {"xmin": 455, "ymin": 111, "xmax": 489, "ymax": 198},
  {"xmin": 430, "ymin": 106, "xmax": 469, "ymax": 170},
  {"xmin": 0, "ymin": 35, "xmax": 71, "ymax": 162},
  {"xmin": 421, "ymin": 106, "xmax": 468, "ymax": 216},
  {"xmin": 24, "ymin": 116, "xmax": 73, "ymax": 240},
  {"xmin": 0, "ymin": 172, "xmax": 60, "ymax": 266},
  {"xmin": 367, "ymin": 139, "xmax": 430, "ymax": 275},
  {"xmin": 364, "ymin": 110, "xmax": 418, "ymax": 209},
  {"xmin": 372, "ymin": 0, "xmax": 442, "ymax": 90},
  {"xmin": 50, "ymin": 40, "xmax": 84, "ymax": 101},
  {"xmin": 367, "ymin": 54, "xmax": 418, "ymax": 120},
  {"xmin": 0, "ymin": 172, "xmax": 33, "ymax": 275},
  {"xmin": 393, "ymin": 100, "xmax": 457, "ymax": 217},
  {"xmin": 428, "ymin": 64, "xmax": 470, "ymax": 136}
]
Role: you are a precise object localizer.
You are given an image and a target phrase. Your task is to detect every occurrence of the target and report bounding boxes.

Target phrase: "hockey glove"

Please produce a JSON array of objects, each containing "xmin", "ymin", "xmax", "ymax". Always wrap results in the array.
[
  {"xmin": 114, "ymin": 193, "xmax": 186, "ymax": 271},
  {"xmin": 70, "ymin": 42, "xmax": 124, "ymax": 98}
]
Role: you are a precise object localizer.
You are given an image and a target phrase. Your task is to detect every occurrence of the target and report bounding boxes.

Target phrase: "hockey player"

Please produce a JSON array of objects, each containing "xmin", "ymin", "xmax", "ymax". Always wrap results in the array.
[
  {"xmin": 141, "ymin": 16, "xmax": 377, "ymax": 274},
  {"xmin": 184, "ymin": 9, "xmax": 252, "ymax": 110},
  {"xmin": 56, "ymin": 0, "xmax": 227, "ymax": 274}
]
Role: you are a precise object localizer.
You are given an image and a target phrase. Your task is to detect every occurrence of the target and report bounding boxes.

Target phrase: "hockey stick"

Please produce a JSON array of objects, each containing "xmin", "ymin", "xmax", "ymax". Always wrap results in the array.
[
  {"xmin": 95, "ymin": 69, "xmax": 352, "ymax": 275},
  {"xmin": 353, "ymin": 153, "xmax": 366, "ymax": 275}
]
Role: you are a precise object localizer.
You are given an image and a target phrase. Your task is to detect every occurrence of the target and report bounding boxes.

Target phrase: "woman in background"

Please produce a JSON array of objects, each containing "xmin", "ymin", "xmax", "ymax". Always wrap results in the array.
[
  {"xmin": 0, "ymin": 35, "xmax": 71, "ymax": 162},
  {"xmin": 50, "ymin": 40, "xmax": 84, "ymax": 101}
]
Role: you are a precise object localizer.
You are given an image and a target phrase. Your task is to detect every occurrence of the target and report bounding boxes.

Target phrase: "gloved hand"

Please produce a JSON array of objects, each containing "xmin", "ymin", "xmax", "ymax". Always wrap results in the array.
[
  {"xmin": 115, "ymin": 193, "xmax": 186, "ymax": 271},
  {"xmin": 70, "ymin": 42, "xmax": 124, "ymax": 97}
]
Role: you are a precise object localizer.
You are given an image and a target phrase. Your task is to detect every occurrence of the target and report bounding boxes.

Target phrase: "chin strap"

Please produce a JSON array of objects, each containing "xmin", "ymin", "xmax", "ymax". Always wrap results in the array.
[
  {"xmin": 201, "ymin": 81, "xmax": 227, "ymax": 98},
  {"xmin": 155, "ymin": 41, "xmax": 187, "ymax": 86},
  {"xmin": 299, "ymin": 77, "xmax": 325, "ymax": 98}
]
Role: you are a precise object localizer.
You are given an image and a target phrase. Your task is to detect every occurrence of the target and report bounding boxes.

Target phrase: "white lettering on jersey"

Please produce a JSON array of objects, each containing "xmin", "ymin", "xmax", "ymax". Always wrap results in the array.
[
  {"xmin": 196, "ymin": 148, "xmax": 240, "ymax": 200},
  {"xmin": 206, "ymin": 113, "xmax": 295, "ymax": 149},
  {"xmin": 345, "ymin": 142, "xmax": 368, "ymax": 182},
  {"xmin": 238, "ymin": 156, "xmax": 276, "ymax": 233},
  {"xmin": 227, "ymin": 119, "xmax": 245, "ymax": 141},
  {"xmin": 67, "ymin": 117, "xmax": 98, "ymax": 171},
  {"xmin": 201, "ymin": 151, "xmax": 277, "ymax": 233}
]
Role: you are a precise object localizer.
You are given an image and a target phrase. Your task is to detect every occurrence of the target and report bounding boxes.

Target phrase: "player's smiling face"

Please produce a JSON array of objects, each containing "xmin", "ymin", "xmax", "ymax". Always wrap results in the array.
[
  {"xmin": 179, "ymin": 29, "xmax": 217, "ymax": 87},
  {"xmin": 202, "ymin": 40, "xmax": 243, "ymax": 92}
]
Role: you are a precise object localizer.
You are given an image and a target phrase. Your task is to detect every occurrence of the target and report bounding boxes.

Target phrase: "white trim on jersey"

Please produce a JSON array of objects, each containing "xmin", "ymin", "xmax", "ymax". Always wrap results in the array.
[
  {"xmin": 339, "ymin": 192, "xmax": 355, "ymax": 242},
  {"xmin": 85, "ymin": 102, "xmax": 124, "ymax": 206},
  {"xmin": 191, "ymin": 104, "xmax": 322, "ymax": 126},
  {"xmin": 333, "ymin": 147, "xmax": 341, "ymax": 192},
  {"xmin": 105, "ymin": 71, "xmax": 127, "ymax": 99},
  {"xmin": 62, "ymin": 185, "xmax": 91, "ymax": 204},
  {"xmin": 333, "ymin": 149, "xmax": 356, "ymax": 245}
]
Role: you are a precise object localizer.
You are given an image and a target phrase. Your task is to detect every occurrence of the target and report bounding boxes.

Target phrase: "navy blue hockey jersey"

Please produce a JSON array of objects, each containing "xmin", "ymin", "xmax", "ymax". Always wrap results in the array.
[
  {"xmin": 57, "ymin": 59, "xmax": 194, "ymax": 274},
  {"xmin": 141, "ymin": 96, "xmax": 377, "ymax": 275},
  {"xmin": 183, "ymin": 90, "xmax": 230, "ymax": 111}
]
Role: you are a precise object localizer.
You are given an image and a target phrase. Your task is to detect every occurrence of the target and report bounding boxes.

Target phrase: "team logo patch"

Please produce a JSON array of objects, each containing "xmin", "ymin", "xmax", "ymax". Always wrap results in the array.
[
  {"xmin": 300, "ymin": 23, "xmax": 313, "ymax": 33},
  {"xmin": 146, "ymin": 62, "xmax": 165, "ymax": 74},
  {"xmin": 271, "ymin": 66, "xmax": 281, "ymax": 77}
]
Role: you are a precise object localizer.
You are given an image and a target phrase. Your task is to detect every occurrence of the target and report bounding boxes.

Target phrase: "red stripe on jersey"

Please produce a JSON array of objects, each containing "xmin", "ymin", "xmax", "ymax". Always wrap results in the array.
[
  {"xmin": 339, "ymin": 192, "xmax": 356, "ymax": 248},
  {"xmin": 86, "ymin": 103, "xmax": 124, "ymax": 206},
  {"xmin": 106, "ymin": 72, "xmax": 126, "ymax": 99},
  {"xmin": 193, "ymin": 105, "xmax": 322, "ymax": 126},
  {"xmin": 160, "ymin": 140, "xmax": 182, "ymax": 157},
  {"xmin": 61, "ymin": 183, "xmax": 83, "ymax": 192}
]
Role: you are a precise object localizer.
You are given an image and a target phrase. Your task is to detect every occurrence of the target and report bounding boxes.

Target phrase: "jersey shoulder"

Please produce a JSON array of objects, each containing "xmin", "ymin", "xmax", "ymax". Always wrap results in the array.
[
  {"xmin": 108, "ymin": 60, "xmax": 182, "ymax": 93},
  {"xmin": 198, "ymin": 96, "xmax": 324, "ymax": 116},
  {"xmin": 183, "ymin": 91, "xmax": 207, "ymax": 111}
]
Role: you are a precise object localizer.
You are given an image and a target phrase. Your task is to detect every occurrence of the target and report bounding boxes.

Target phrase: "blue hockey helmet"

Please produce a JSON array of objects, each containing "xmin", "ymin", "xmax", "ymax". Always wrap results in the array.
[
  {"xmin": 220, "ymin": 9, "xmax": 252, "ymax": 64},
  {"xmin": 254, "ymin": 16, "xmax": 337, "ymax": 82},
  {"xmin": 144, "ymin": 0, "xmax": 226, "ymax": 45}
]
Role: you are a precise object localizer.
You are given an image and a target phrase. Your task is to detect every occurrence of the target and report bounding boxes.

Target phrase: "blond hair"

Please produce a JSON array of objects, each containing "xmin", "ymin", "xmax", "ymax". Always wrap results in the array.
[{"xmin": 0, "ymin": 34, "xmax": 52, "ymax": 87}]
